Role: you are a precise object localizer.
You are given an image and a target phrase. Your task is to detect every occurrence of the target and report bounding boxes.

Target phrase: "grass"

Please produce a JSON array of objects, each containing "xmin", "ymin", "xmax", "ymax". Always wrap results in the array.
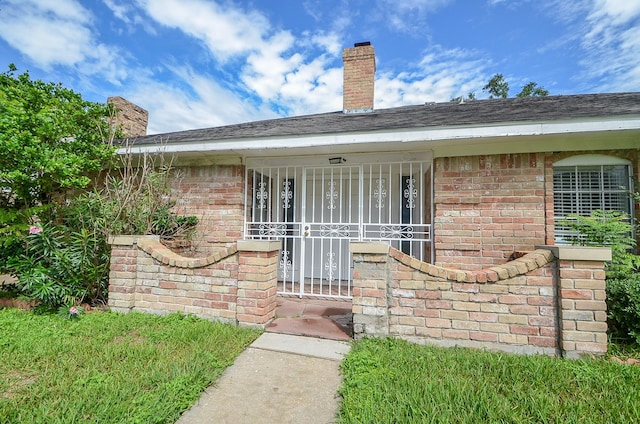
[
  {"xmin": 0, "ymin": 308, "xmax": 260, "ymax": 423},
  {"xmin": 338, "ymin": 337, "xmax": 640, "ymax": 424}
]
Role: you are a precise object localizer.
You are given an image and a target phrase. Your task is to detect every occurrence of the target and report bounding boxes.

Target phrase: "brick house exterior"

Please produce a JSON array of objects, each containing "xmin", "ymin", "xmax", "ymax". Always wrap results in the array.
[{"xmin": 109, "ymin": 43, "xmax": 640, "ymax": 356}]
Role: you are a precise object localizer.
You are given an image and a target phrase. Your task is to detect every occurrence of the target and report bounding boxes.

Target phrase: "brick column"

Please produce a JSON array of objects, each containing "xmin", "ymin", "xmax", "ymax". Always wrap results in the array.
[
  {"xmin": 350, "ymin": 242, "xmax": 391, "ymax": 338},
  {"xmin": 236, "ymin": 240, "xmax": 280, "ymax": 329},
  {"xmin": 541, "ymin": 246, "xmax": 611, "ymax": 358},
  {"xmin": 107, "ymin": 235, "xmax": 159, "ymax": 313}
]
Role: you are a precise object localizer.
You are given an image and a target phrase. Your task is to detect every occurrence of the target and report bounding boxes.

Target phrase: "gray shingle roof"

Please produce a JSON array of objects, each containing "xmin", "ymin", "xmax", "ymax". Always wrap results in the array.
[{"xmin": 130, "ymin": 92, "xmax": 640, "ymax": 145}]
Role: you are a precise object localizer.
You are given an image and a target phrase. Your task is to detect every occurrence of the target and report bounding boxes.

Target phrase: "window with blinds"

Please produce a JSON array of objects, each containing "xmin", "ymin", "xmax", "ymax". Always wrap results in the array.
[{"xmin": 553, "ymin": 163, "xmax": 632, "ymax": 244}]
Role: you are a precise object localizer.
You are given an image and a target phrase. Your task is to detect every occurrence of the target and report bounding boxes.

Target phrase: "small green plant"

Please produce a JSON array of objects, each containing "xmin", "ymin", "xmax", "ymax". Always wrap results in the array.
[
  {"xmin": 559, "ymin": 209, "xmax": 640, "ymax": 344},
  {"xmin": 558, "ymin": 210, "xmax": 640, "ymax": 277},
  {"xmin": 58, "ymin": 304, "xmax": 85, "ymax": 320}
]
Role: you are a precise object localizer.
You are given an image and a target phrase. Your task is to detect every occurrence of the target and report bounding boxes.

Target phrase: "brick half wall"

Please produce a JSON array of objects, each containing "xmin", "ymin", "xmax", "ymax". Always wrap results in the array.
[
  {"xmin": 107, "ymin": 236, "xmax": 279, "ymax": 329},
  {"xmin": 351, "ymin": 242, "xmax": 610, "ymax": 358}
]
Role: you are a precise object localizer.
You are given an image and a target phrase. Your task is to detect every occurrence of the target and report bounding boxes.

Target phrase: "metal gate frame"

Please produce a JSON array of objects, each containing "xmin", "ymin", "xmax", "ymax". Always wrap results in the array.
[{"xmin": 245, "ymin": 152, "xmax": 433, "ymax": 299}]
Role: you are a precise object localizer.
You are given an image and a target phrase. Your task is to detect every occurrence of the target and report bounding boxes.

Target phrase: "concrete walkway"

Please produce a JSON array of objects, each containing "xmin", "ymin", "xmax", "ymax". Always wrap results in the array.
[{"xmin": 176, "ymin": 332, "xmax": 351, "ymax": 424}]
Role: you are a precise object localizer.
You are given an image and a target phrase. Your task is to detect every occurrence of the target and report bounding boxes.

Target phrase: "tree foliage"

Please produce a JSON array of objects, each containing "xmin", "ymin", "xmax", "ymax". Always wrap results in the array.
[
  {"xmin": 516, "ymin": 81, "xmax": 549, "ymax": 97},
  {"xmin": 483, "ymin": 73, "xmax": 510, "ymax": 99},
  {"xmin": 481, "ymin": 73, "xmax": 549, "ymax": 99},
  {"xmin": 452, "ymin": 73, "xmax": 549, "ymax": 102},
  {"xmin": 0, "ymin": 64, "xmax": 116, "ymax": 239}
]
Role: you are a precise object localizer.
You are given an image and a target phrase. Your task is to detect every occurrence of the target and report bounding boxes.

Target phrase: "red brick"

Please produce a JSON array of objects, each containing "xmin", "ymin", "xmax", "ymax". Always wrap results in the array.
[{"xmin": 510, "ymin": 325, "xmax": 539, "ymax": 336}]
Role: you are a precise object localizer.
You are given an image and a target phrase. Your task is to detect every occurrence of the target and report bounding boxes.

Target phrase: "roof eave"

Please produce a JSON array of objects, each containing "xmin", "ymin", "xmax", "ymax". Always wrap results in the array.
[{"xmin": 117, "ymin": 115, "xmax": 640, "ymax": 156}]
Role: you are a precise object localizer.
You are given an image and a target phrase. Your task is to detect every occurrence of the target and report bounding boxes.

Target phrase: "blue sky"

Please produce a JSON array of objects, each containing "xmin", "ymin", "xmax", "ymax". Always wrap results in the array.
[{"xmin": 1, "ymin": 0, "xmax": 639, "ymax": 135}]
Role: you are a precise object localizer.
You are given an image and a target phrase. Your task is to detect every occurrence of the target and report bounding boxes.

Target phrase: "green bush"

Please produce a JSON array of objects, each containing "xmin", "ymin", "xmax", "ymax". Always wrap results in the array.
[
  {"xmin": 607, "ymin": 274, "xmax": 640, "ymax": 344},
  {"xmin": 9, "ymin": 223, "xmax": 110, "ymax": 309}
]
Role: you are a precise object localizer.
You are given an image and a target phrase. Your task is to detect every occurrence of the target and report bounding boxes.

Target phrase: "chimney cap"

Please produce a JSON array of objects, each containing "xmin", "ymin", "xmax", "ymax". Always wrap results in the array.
[{"xmin": 354, "ymin": 41, "xmax": 371, "ymax": 47}]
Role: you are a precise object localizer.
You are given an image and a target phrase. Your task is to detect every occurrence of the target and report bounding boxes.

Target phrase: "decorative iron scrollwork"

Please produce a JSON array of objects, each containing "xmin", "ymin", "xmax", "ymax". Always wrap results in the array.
[
  {"xmin": 325, "ymin": 251, "xmax": 337, "ymax": 283},
  {"xmin": 374, "ymin": 178, "xmax": 387, "ymax": 209},
  {"xmin": 280, "ymin": 249, "xmax": 292, "ymax": 279},
  {"xmin": 380, "ymin": 225, "xmax": 414, "ymax": 239},
  {"xmin": 281, "ymin": 180, "xmax": 293, "ymax": 209},
  {"xmin": 258, "ymin": 223, "xmax": 287, "ymax": 236},
  {"xmin": 320, "ymin": 224, "xmax": 351, "ymax": 237},
  {"xmin": 326, "ymin": 181, "xmax": 338, "ymax": 210},
  {"xmin": 404, "ymin": 177, "xmax": 417, "ymax": 209},
  {"xmin": 256, "ymin": 181, "xmax": 268, "ymax": 210}
]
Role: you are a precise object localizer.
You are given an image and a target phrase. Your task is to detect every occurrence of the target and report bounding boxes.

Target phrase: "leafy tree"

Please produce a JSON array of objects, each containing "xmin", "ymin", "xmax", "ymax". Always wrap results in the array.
[
  {"xmin": 482, "ymin": 73, "xmax": 549, "ymax": 99},
  {"xmin": 0, "ymin": 64, "xmax": 116, "ymax": 243},
  {"xmin": 483, "ymin": 73, "xmax": 510, "ymax": 99},
  {"xmin": 516, "ymin": 81, "xmax": 549, "ymax": 97}
]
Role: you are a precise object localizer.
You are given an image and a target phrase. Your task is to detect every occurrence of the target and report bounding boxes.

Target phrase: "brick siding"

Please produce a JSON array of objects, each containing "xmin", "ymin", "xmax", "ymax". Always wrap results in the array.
[{"xmin": 169, "ymin": 165, "xmax": 245, "ymax": 253}]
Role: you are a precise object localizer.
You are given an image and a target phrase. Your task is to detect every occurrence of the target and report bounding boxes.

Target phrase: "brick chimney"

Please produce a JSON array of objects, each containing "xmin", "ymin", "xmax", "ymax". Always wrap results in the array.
[
  {"xmin": 342, "ymin": 42, "xmax": 376, "ymax": 113},
  {"xmin": 107, "ymin": 96, "xmax": 148, "ymax": 137}
]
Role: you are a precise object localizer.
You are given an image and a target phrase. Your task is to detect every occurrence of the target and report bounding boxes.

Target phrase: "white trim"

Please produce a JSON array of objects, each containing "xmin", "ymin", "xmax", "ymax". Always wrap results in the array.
[
  {"xmin": 553, "ymin": 154, "xmax": 632, "ymax": 167},
  {"xmin": 118, "ymin": 116, "xmax": 640, "ymax": 156},
  {"xmin": 245, "ymin": 151, "xmax": 433, "ymax": 168}
]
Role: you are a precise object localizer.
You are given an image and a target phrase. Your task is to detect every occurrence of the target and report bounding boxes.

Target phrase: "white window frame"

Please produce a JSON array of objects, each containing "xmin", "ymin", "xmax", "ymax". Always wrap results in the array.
[{"xmin": 553, "ymin": 154, "xmax": 634, "ymax": 244}]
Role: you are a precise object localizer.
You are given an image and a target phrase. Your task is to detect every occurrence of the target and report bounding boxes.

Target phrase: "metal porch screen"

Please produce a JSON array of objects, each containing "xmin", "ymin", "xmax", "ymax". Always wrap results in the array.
[{"xmin": 245, "ymin": 161, "xmax": 432, "ymax": 298}]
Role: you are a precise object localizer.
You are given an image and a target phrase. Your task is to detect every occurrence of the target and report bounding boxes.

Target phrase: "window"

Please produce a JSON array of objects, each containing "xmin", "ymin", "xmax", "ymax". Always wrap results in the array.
[{"xmin": 553, "ymin": 155, "xmax": 633, "ymax": 244}]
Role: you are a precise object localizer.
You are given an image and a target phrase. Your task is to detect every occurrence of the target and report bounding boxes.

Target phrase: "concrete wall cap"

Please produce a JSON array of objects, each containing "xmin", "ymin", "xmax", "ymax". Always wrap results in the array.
[
  {"xmin": 537, "ymin": 245, "xmax": 612, "ymax": 261},
  {"xmin": 237, "ymin": 240, "xmax": 281, "ymax": 252},
  {"xmin": 349, "ymin": 242, "xmax": 390, "ymax": 254},
  {"xmin": 108, "ymin": 235, "xmax": 160, "ymax": 245}
]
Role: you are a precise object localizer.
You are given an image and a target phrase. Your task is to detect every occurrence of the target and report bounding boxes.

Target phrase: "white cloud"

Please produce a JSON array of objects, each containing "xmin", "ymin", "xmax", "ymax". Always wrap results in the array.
[
  {"xmin": 103, "ymin": 0, "xmax": 154, "ymax": 33},
  {"xmin": 136, "ymin": 0, "xmax": 344, "ymax": 117},
  {"xmin": 0, "ymin": 0, "xmax": 127, "ymax": 84},
  {"xmin": 375, "ymin": 47, "xmax": 490, "ymax": 107},
  {"xmin": 128, "ymin": 66, "xmax": 279, "ymax": 134},
  {"xmin": 374, "ymin": 0, "xmax": 453, "ymax": 33},
  {"xmin": 138, "ymin": 0, "xmax": 273, "ymax": 61},
  {"xmin": 580, "ymin": 0, "xmax": 640, "ymax": 91}
]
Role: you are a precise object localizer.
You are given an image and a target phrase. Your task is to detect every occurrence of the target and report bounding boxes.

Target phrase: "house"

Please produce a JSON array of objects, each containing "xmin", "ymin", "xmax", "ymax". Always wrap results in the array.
[{"xmin": 109, "ymin": 42, "xmax": 639, "ymax": 357}]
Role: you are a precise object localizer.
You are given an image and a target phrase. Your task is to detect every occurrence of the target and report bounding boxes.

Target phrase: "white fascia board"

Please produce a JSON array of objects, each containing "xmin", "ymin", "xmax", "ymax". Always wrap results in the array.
[{"xmin": 118, "ymin": 116, "xmax": 640, "ymax": 156}]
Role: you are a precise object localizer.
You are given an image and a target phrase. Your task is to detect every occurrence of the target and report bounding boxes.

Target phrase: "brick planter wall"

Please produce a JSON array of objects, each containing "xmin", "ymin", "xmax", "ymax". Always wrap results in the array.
[
  {"xmin": 351, "ymin": 242, "xmax": 610, "ymax": 358},
  {"xmin": 107, "ymin": 236, "xmax": 279, "ymax": 329}
]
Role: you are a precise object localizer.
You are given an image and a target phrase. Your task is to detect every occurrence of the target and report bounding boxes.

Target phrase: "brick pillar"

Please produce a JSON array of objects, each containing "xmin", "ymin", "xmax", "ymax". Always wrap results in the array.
[
  {"xmin": 542, "ymin": 246, "xmax": 611, "ymax": 358},
  {"xmin": 236, "ymin": 240, "xmax": 280, "ymax": 329},
  {"xmin": 107, "ymin": 235, "xmax": 159, "ymax": 312},
  {"xmin": 350, "ymin": 242, "xmax": 390, "ymax": 338}
]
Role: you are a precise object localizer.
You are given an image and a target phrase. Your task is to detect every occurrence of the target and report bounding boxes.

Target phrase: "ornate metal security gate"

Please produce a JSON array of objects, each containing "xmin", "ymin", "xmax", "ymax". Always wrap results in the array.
[{"xmin": 245, "ymin": 154, "xmax": 432, "ymax": 299}]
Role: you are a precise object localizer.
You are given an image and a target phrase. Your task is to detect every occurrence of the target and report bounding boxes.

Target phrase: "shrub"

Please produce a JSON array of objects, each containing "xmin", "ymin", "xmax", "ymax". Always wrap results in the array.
[
  {"xmin": 7, "ymin": 153, "xmax": 198, "ymax": 309},
  {"xmin": 9, "ymin": 223, "xmax": 110, "ymax": 309},
  {"xmin": 607, "ymin": 274, "xmax": 640, "ymax": 344}
]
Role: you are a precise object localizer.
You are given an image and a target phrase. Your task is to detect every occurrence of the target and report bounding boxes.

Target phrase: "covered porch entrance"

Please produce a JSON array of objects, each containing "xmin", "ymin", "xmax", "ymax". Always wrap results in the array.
[{"xmin": 245, "ymin": 152, "xmax": 433, "ymax": 299}]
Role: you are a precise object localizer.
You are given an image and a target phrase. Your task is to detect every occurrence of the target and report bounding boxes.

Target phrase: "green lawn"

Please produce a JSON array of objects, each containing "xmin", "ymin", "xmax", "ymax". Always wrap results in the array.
[
  {"xmin": 0, "ymin": 308, "xmax": 259, "ymax": 423},
  {"xmin": 339, "ymin": 337, "xmax": 640, "ymax": 424}
]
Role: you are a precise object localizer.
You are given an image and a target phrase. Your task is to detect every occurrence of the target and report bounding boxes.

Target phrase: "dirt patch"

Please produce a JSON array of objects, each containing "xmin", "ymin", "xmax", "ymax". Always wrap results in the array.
[
  {"xmin": 0, "ymin": 298, "xmax": 35, "ymax": 310},
  {"xmin": 112, "ymin": 330, "xmax": 147, "ymax": 345},
  {"xmin": 2, "ymin": 370, "xmax": 37, "ymax": 399}
]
